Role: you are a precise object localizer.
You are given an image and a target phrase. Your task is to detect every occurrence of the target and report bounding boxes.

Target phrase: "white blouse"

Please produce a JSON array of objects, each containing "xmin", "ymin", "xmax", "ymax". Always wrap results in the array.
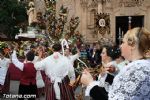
[
  {"xmin": 67, "ymin": 53, "xmax": 80, "ymax": 81},
  {"xmin": 34, "ymin": 52, "xmax": 73, "ymax": 80},
  {"xmin": 34, "ymin": 52, "xmax": 74, "ymax": 99},
  {"xmin": 0, "ymin": 57, "xmax": 10, "ymax": 85},
  {"xmin": 109, "ymin": 59, "xmax": 150, "ymax": 100}
]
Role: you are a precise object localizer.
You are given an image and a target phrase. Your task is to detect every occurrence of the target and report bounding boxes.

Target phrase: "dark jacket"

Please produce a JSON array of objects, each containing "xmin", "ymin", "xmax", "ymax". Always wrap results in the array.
[{"xmin": 90, "ymin": 73, "xmax": 114, "ymax": 100}]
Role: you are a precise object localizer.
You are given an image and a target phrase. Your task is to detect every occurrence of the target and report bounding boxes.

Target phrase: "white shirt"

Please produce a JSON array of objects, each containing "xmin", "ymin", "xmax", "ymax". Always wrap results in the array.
[
  {"xmin": 0, "ymin": 57, "xmax": 11, "ymax": 85},
  {"xmin": 11, "ymin": 50, "xmax": 24, "ymax": 71},
  {"xmin": 0, "ymin": 57, "xmax": 10, "ymax": 69},
  {"xmin": 34, "ymin": 52, "xmax": 72, "ymax": 79},
  {"xmin": 85, "ymin": 61, "xmax": 123, "ymax": 96},
  {"xmin": 12, "ymin": 51, "xmax": 41, "ymax": 71},
  {"xmin": 34, "ymin": 52, "xmax": 74, "ymax": 99},
  {"xmin": 85, "ymin": 61, "xmax": 116, "ymax": 96},
  {"xmin": 67, "ymin": 53, "xmax": 80, "ymax": 81},
  {"xmin": 33, "ymin": 56, "xmax": 42, "ymax": 63},
  {"xmin": 68, "ymin": 53, "xmax": 80, "ymax": 65}
]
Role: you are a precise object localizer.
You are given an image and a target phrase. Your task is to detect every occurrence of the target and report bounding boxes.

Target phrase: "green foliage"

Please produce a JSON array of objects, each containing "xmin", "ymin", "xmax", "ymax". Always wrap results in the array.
[
  {"xmin": 46, "ymin": 3, "xmax": 80, "ymax": 43},
  {"xmin": 0, "ymin": 42, "xmax": 8, "ymax": 51},
  {"xmin": 0, "ymin": 0, "xmax": 27, "ymax": 38}
]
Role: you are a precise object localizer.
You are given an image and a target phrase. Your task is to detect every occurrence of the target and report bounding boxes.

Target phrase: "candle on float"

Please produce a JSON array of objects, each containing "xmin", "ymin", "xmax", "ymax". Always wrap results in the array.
[
  {"xmin": 119, "ymin": 27, "xmax": 121, "ymax": 38},
  {"xmin": 122, "ymin": 31, "xmax": 124, "ymax": 38}
]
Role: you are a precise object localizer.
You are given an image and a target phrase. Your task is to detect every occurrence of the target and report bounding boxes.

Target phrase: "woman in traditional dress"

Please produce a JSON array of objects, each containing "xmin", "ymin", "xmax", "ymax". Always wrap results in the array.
[
  {"xmin": 33, "ymin": 46, "xmax": 46, "ymax": 98},
  {"xmin": 86, "ymin": 45, "xmax": 121, "ymax": 100},
  {"xmin": 34, "ymin": 43, "xmax": 75, "ymax": 100},
  {"xmin": 81, "ymin": 27, "xmax": 150, "ymax": 100}
]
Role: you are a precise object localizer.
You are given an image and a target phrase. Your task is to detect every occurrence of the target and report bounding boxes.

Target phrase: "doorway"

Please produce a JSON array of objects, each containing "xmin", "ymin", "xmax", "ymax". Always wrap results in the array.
[{"xmin": 115, "ymin": 16, "xmax": 144, "ymax": 45}]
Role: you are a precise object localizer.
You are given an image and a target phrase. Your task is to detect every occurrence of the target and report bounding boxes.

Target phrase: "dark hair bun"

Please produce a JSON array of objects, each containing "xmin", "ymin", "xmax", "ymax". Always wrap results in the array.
[{"xmin": 104, "ymin": 45, "xmax": 121, "ymax": 60}]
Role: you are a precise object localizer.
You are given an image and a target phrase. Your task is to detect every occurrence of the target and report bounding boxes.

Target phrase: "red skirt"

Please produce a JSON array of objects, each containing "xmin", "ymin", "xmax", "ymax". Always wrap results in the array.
[{"xmin": 45, "ymin": 76, "xmax": 75, "ymax": 100}]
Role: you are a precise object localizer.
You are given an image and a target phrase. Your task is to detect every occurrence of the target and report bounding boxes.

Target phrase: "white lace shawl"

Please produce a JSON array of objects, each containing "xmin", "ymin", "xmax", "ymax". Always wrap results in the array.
[{"xmin": 109, "ymin": 59, "xmax": 150, "ymax": 100}]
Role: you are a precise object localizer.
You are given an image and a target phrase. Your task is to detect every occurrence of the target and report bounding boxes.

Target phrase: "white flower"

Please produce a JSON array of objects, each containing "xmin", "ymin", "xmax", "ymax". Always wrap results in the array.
[
  {"xmin": 122, "ymin": 75, "xmax": 129, "ymax": 82},
  {"xmin": 144, "ymin": 66, "xmax": 150, "ymax": 72},
  {"xmin": 124, "ymin": 81, "xmax": 137, "ymax": 93},
  {"xmin": 135, "ymin": 63, "xmax": 142, "ymax": 69},
  {"xmin": 113, "ymin": 82, "xmax": 121, "ymax": 90},
  {"xmin": 116, "ymin": 93, "xmax": 125, "ymax": 100}
]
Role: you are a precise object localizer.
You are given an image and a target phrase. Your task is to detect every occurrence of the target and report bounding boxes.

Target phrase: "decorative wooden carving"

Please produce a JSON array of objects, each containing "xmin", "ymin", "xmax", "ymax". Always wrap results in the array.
[
  {"xmin": 119, "ymin": 0, "xmax": 144, "ymax": 7},
  {"xmin": 95, "ymin": 13, "xmax": 110, "ymax": 35}
]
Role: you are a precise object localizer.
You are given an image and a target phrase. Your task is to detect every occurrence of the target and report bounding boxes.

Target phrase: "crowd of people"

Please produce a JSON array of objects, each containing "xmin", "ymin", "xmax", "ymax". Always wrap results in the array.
[{"xmin": 0, "ymin": 27, "xmax": 150, "ymax": 100}]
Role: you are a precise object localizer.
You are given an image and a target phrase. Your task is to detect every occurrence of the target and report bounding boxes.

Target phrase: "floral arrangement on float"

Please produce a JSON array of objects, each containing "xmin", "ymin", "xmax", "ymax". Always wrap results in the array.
[{"xmin": 0, "ymin": 42, "xmax": 11, "ymax": 58}]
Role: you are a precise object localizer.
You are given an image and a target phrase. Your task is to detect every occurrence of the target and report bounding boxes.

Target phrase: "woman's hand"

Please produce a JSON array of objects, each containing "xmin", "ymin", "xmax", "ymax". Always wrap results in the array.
[
  {"xmin": 105, "ymin": 65, "xmax": 116, "ymax": 73},
  {"xmin": 69, "ymin": 80, "xmax": 76, "ymax": 87},
  {"xmin": 80, "ymin": 69, "xmax": 94, "ymax": 86}
]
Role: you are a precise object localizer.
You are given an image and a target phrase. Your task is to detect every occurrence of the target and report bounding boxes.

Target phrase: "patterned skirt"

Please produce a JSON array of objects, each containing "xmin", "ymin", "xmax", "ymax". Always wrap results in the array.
[{"xmin": 45, "ymin": 75, "xmax": 75, "ymax": 100}]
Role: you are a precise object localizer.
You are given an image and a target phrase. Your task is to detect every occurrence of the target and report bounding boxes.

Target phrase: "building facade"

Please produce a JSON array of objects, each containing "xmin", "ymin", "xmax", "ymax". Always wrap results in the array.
[
  {"xmin": 56, "ymin": 0, "xmax": 150, "ymax": 44},
  {"xmin": 24, "ymin": 0, "xmax": 150, "ymax": 44}
]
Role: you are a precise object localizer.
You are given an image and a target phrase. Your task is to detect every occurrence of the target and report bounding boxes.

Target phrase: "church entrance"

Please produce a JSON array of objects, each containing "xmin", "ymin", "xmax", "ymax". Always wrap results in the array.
[{"xmin": 115, "ymin": 16, "xmax": 144, "ymax": 44}]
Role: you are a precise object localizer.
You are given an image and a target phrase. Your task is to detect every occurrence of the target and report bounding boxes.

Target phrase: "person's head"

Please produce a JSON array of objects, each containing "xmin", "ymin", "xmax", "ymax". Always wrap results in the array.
[
  {"xmin": 52, "ymin": 43, "xmax": 62, "ymax": 52},
  {"xmin": 93, "ymin": 47, "xmax": 97, "ymax": 52},
  {"xmin": 26, "ymin": 51, "xmax": 35, "ymax": 61},
  {"xmin": 64, "ymin": 48, "xmax": 71, "ymax": 56},
  {"xmin": 80, "ymin": 44, "xmax": 85, "ymax": 50},
  {"xmin": 37, "ymin": 46, "xmax": 45, "ymax": 52},
  {"xmin": 30, "ymin": 45, "xmax": 36, "ymax": 52},
  {"xmin": 36, "ymin": 46, "xmax": 45, "ymax": 56},
  {"xmin": 120, "ymin": 27, "xmax": 150, "ymax": 61},
  {"xmin": 101, "ymin": 45, "xmax": 121, "ymax": 63}
]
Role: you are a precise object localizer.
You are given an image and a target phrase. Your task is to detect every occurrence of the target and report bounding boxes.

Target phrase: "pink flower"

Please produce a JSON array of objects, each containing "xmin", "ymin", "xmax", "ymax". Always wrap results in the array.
[{"xmin": 53, "ymin": 54, "xmax": 59, "ymax": 59}]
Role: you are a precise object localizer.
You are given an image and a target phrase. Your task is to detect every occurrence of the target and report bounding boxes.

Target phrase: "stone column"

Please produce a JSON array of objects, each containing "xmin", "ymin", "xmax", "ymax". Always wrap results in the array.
[
  {"xmin": 98, "ymin": 0, "xmax": 103, "ymax": 13},
  {"xmin": 146, "ymin": 6, "xmax": 150, "ymax": 31},
  {"xmin": 80, "ymin": 0, "xmax": 88, "ymax": 42}
]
